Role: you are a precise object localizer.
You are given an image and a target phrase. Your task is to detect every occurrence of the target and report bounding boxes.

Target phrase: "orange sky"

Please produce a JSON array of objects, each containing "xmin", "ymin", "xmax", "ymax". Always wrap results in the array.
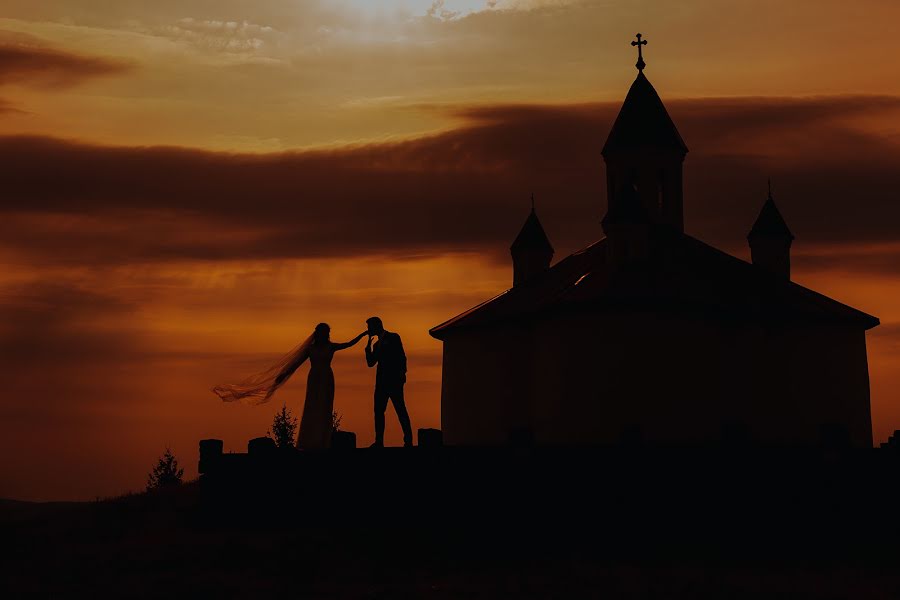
[{"xmin": 1, "ymin": 0, "xmax": 899, "ymax": 501}]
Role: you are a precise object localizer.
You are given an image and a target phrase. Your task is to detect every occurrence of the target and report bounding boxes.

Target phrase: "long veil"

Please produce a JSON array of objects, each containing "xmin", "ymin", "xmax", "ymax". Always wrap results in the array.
[{"xmin": 212, "ymin": 334, "xmax": 314, "ymax": 405}]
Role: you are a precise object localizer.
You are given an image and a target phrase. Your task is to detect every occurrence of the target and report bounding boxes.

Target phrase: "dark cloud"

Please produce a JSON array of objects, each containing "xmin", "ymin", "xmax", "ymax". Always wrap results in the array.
[
  {"xmin": 0, "ymin": 281, "xmax": 139, "ymax": 367},
  {"xmin": 0, "ymin": 97, "xmax": 25, "ymax": 113},
  {"xmin": 0, "ymin": 95, "xmax": 899, "ymax": 270},
  {"xmin": 0, "ymin": 40, "xmax": 133, "ymax": 88},
  {"xmin": 0, "ymin": 279, "xmax": 148, "ymax": 434},
  {"xmin": 791, "ymin": 248, "xmax": 900, "ymax": 276}
]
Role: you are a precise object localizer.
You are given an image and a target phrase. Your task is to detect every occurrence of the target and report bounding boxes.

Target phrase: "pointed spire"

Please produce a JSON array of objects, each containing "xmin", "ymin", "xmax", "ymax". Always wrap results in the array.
[
  {"xmin": 748, "ymin": 181, "xmax": 794, "ymax": 241},
  {"xmin": 511, "ymin": 196, "xmax": 553, "ymax": 254},
  {"xmin": 748, "ymin": 181, "xmax": 794, "ymax": 280},
  {"xmin": 601, "ymin": 71, "xmax": 688, "ymax": 157},
  {"xmin": 511, "ymin": 196, "xmax": 554, "ymax": 287},
  {"xmin": 602, "ymin": 36, "xmax": 688, "ymax": 232}
]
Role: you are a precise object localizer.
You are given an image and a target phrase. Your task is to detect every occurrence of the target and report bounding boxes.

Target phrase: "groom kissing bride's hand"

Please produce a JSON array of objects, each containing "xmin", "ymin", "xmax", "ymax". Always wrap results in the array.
[
  {"xmin": 214, "ymin": 316, "xmax": 413, "ymax": 449},
  {"xmin": 364, "ymin": 317, "xmax": 413, "ymax": 447}
]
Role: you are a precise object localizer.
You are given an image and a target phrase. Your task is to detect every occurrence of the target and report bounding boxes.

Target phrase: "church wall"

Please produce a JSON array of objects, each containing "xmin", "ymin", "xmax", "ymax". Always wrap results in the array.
[
  {"xmin": 438, "ymin": 311, "xmax": 873, "ymax": 448},
  {"xmin": 530, "ymin": 310, "xmax": 737, "ymax": 445},
  {"xmin": 440, "ymin": 325, "xmax": 532, "ymax": 445},
  {"xmin": 723, "ymin": 321, "xmax": 872, "ymax": 447},
  {"xmin": 781, "ymin": 325, "xmax": 873, "ymax": 448}
]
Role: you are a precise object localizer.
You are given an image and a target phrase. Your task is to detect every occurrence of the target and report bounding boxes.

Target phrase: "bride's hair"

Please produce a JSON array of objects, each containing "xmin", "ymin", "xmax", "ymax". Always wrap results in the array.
[{"xmin": 313, "ymin": 323, "xmax": 330, "ymax": 345}]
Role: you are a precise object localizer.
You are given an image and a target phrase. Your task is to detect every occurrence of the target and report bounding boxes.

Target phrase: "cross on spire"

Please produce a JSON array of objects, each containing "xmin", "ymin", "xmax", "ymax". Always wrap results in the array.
[{"xmin": 631, "ymin": 33, "xmax": 647, "ymax": 72}]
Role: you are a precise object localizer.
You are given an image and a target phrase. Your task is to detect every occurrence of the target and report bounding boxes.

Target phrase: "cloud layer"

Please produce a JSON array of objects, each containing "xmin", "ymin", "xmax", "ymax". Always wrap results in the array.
[
  {"xmin": 0, "ymin": 36, "xmax": 133, "ymax": 88},
  {"xmin": 4, "ymin": 0, "xmax": 900, "ymax": 150},
  {"xmin": 2, "ymin": 95, "xmax": 899, "ymax": 269}
]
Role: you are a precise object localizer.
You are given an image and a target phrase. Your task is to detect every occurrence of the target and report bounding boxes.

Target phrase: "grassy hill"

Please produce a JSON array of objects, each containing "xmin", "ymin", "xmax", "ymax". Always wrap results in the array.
[{"xmin": 4, "ymin": 455, "xmax": 900, "ymax": 598}]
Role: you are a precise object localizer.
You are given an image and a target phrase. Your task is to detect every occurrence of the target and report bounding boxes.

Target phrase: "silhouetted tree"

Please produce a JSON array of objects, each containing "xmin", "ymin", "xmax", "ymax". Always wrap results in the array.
[
  {"xmin": 146, "ymin": 447, "xmax": 184, "ymax": 491},
  {"xmin": 332, "ymin": 410, "xmax": 342, "ymax": 433},
  {"xmin": 269, "ymin": 403, "xmax": 298, "ymax": 448}
]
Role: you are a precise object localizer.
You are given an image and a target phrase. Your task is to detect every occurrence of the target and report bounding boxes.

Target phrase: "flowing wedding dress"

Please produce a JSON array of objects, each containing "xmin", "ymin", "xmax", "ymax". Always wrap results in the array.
[
  {"xmin": 297, "ymin": 342, "xmax": 337, "ymax": 449},
  {"xmin": 213, "ymin": 331, "xmax": 365, "ymax": 449}
]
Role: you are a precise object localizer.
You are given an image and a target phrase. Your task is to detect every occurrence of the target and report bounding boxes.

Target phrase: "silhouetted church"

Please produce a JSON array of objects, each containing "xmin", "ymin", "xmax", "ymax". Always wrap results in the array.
[{"xmin": 430, "ymin": 36, "xmax": 880, "ymax": 448}]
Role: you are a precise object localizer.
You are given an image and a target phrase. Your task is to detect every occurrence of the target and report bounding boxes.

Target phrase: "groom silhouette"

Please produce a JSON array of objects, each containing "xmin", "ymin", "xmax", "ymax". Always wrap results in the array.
[{"xmin": 365, "ymin": 317, "xmax": 413, "ymax": 447}]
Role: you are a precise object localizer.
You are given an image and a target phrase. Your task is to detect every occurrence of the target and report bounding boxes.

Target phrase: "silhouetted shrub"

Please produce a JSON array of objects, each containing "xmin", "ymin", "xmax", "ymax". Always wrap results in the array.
[
  {"xmin": 332, "ymin": 410, "xmax": 342, "ymax": 433},
  {"xmin": 146, "ymin": 448, "xmax": 184, "ymax": 490},
  {"xmin": 269, "ymin": 403, "xmax": 298, "ymax": 448}
]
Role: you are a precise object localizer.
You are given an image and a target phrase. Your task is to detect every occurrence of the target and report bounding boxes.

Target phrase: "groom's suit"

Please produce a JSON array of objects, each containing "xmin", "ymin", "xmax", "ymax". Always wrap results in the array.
[{"xmin": 366, "ymin": 331, "xmax": 413, "ymax": 446}]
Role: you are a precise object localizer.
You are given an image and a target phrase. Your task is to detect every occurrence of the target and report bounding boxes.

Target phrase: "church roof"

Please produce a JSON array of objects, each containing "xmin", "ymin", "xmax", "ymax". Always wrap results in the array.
[
  {"xmin": 430, "ymin": 230, "xmax": 879, "ymax": 339},
  {"xmin": 748, "ymin": 193, "xmax": 794, "ymax": 241},
  {"xmin": 511, "ymin": 208, "xmax": 554, "ymax": 254},
  {"xmin": 601, "ymin": 72, "xmax": 688, "ymax": 157}
]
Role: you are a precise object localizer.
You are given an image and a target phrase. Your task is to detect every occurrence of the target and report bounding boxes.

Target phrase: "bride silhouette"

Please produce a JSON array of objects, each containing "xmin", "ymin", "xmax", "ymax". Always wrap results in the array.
[{"xmin": 212, "ymin": 323, "xmax": 366, "ymax": 449}]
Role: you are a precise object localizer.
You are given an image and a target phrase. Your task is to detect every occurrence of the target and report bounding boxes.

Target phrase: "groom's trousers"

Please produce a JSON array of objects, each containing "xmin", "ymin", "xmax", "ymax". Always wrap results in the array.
[{"xmin": 374, "ymin": 383, "xmax": 413, "ymax": 446}]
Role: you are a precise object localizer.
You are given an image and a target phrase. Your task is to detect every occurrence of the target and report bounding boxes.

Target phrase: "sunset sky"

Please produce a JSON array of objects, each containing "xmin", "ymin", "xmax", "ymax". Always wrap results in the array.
[{"xmin": 1, "ymin": 0, "xmax": 899, "ymax": 501}]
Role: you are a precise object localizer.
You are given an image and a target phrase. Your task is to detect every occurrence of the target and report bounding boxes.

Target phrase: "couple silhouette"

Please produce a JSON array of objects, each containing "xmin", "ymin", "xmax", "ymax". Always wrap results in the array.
[
  {"xmin": 212, "ymin": 317, "xmax": 413, "ymax": 449},
  {"xmin": 299, "ymin": 317, "xmax": 413, "ymax": 449}
]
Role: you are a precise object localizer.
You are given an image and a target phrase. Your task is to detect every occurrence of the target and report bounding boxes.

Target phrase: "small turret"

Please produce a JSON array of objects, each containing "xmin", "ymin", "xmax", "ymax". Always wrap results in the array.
[
  {"xmin": 511, "ymin": 197, "xmax": 554, "ymax": 287},
  {"xmin": 748, "ymin": 182, "xmax": 794, "ymax": 280}
]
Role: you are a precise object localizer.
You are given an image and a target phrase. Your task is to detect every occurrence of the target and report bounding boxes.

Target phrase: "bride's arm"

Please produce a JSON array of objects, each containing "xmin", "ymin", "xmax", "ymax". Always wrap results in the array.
[{"xmin": 332, "ymin": 331, "xmax": 367, "ymax": 351}]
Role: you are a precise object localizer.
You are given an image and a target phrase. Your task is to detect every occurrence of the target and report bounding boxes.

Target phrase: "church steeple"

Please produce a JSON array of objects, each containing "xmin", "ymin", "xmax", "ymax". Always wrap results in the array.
[
  {"xmin": 602, "ymin": 34, "xmax": 688, "ymax": 232},
  {"xmin": 511, "ymin": 195, "xmax": 554, "ymax": 287},
  {"xmin": 748, "ymin": 181, "xmax": 794, "ymax": 280}
]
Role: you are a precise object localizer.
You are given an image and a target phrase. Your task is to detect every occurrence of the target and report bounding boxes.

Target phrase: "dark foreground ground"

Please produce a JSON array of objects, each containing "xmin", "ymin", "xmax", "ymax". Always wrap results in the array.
[{"xmin": 3, "ymin": 446, "xmax": 900, "ymax": 598}]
